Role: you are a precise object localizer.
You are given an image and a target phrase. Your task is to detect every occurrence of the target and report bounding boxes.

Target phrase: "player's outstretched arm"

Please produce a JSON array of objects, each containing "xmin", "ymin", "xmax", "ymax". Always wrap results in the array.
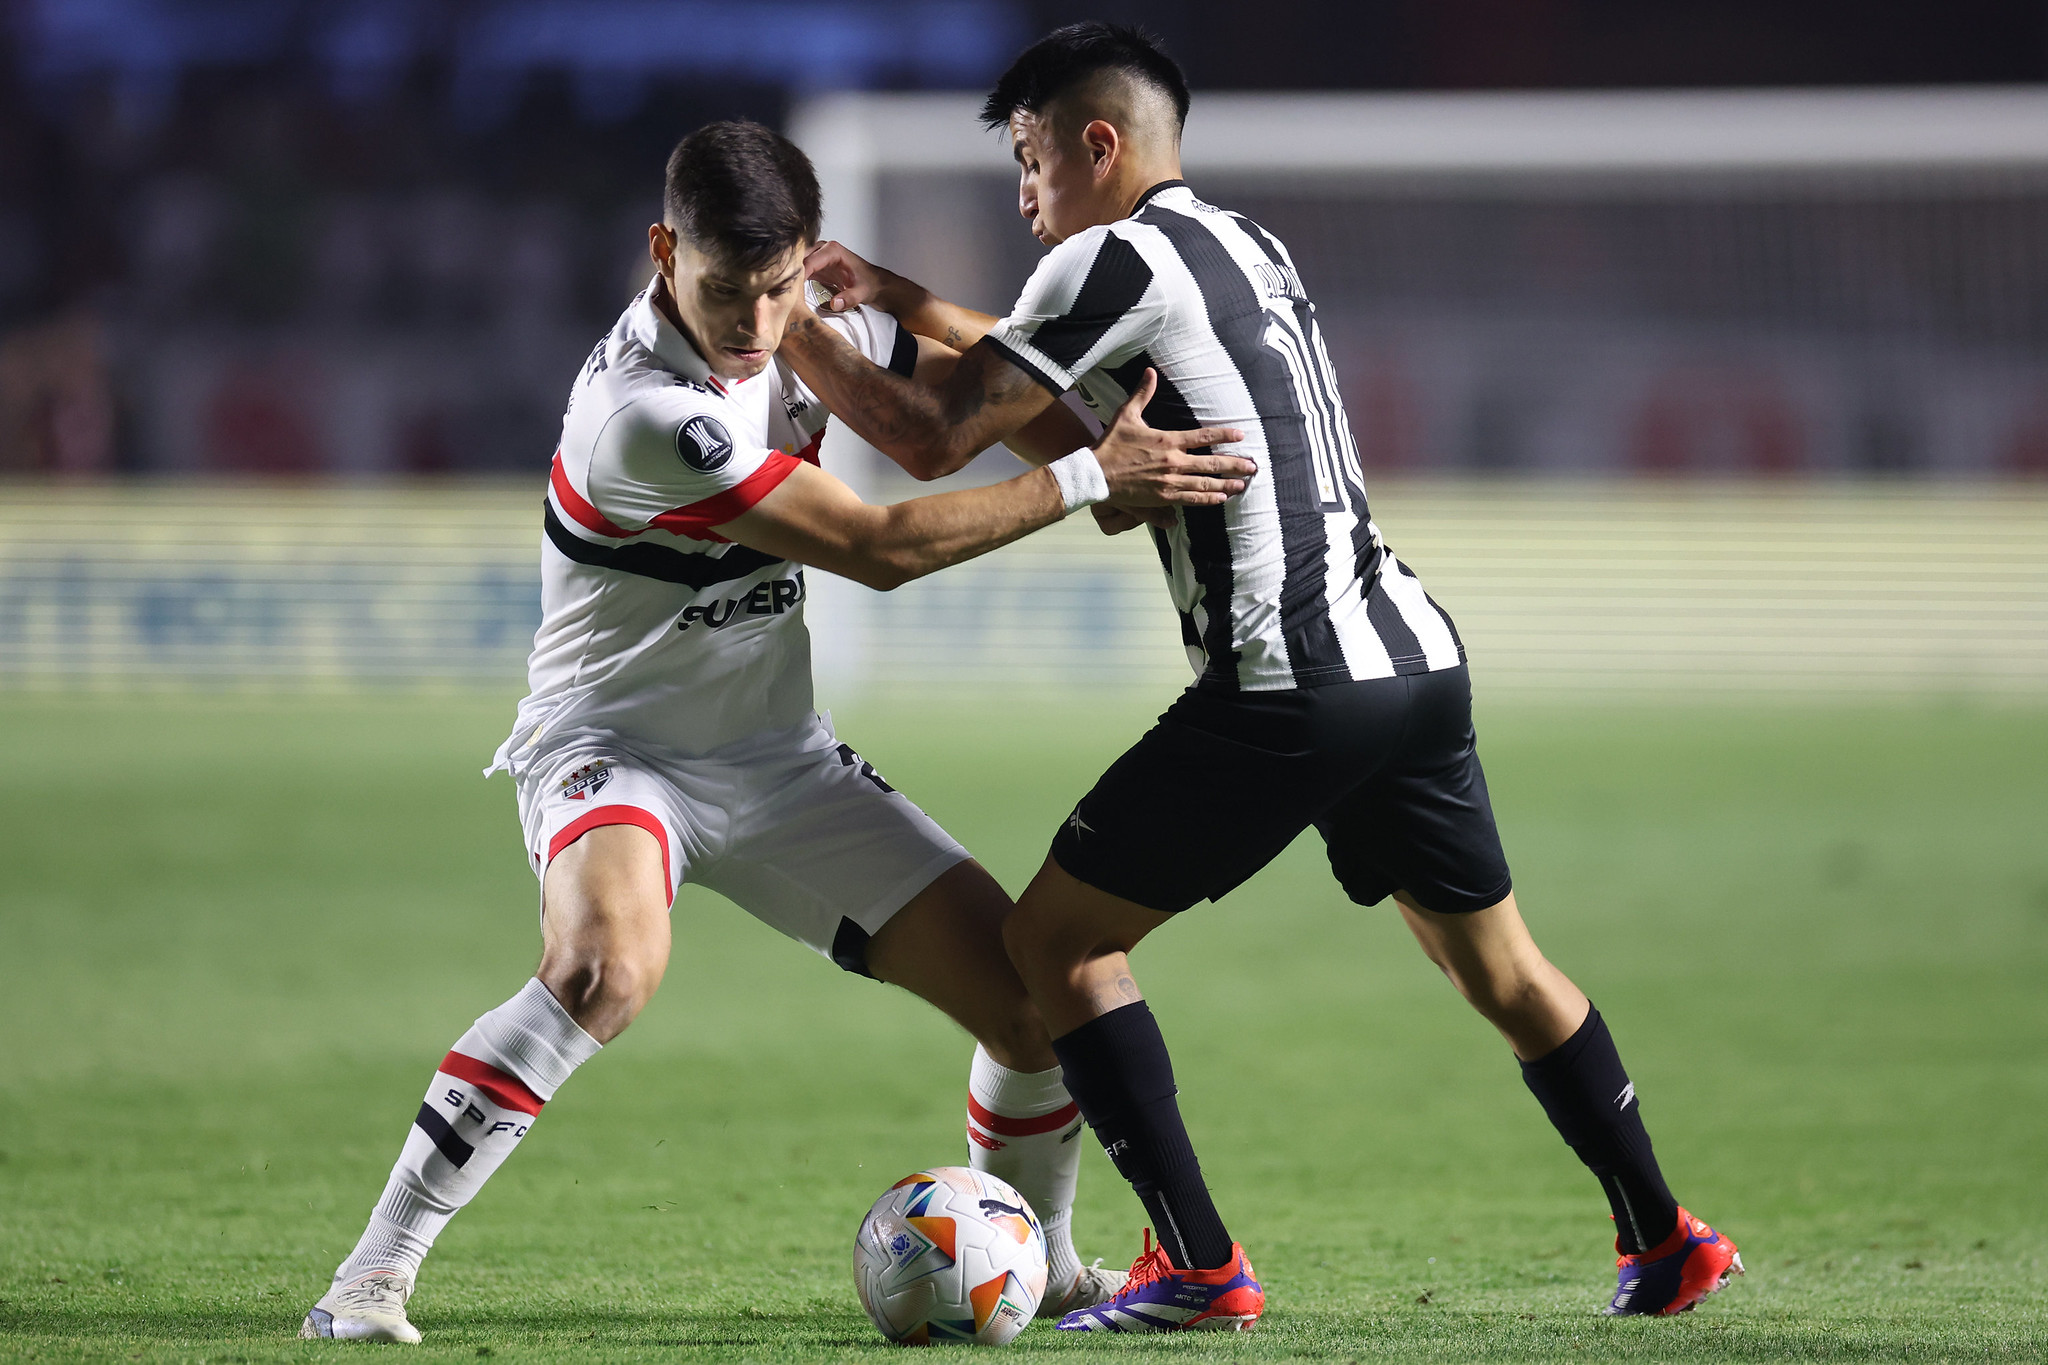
[
  {"xmin": 782, "ymin": 291, "xmax": 1058, "ymax": 482},
  {"xmin": 906, "ymin": 333, "xmax": 1166, "ymax": 537},
  {"xmin": 717, "ymin": 372, "xmax": 1246, "ymax": 590},
  {"xmin": 906, "ymin": 334, "xmax": 1097, "ymax": 468}
]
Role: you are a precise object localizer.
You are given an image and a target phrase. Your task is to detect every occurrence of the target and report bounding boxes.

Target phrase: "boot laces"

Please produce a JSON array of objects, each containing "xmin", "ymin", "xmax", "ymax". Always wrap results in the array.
[
  {"xmin": 334, "ymin": 1273, "xmax": 410, "ymax": 1311},
  {"xmin": 1112, "ymin": 1229, "xmax": 1176, "ymax": 1301}
]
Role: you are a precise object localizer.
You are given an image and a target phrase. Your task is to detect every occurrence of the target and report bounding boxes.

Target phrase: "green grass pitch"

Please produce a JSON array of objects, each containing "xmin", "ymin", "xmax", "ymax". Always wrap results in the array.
[{"xmin": 2, "ymin": 691, "xmax": 2044, "ymax": 1362}]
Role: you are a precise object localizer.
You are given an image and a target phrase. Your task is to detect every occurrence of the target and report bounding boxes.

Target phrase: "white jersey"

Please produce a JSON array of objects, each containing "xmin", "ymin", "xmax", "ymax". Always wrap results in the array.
[
  {"xmin": 493, "ymin": 280, "xmax": 916, "ymax": 769},
  {"xmin": 986, "ymin": 181, "xmax": 1465, "ymax": 692}
]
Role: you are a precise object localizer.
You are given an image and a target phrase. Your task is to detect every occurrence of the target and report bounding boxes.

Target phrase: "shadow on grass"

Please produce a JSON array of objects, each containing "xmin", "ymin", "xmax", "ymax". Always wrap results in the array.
[{"xmin": 6, "ymin": 1300, "xmax": 2042, "ymax": 1362}]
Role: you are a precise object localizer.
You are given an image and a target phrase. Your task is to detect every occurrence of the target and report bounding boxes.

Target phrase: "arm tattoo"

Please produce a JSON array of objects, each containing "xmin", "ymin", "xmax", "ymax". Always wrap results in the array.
[
  {"xmin": 944, "ymin": 324, "xmax": 964, "ymax": 348},
  {"xmin": 943, "ymin": 343, "xmax": 1040, "ymax": 427},
  {"xmin": 786, "ymin": 315, "xmax": 1039, "ymax": 459}
]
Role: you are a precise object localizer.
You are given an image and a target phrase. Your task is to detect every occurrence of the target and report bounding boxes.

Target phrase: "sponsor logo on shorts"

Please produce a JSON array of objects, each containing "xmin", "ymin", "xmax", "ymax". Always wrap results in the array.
[
  {"xmin": 1065, "ymin": 806, "xmax": 1094, "ymax": 839},
  {"xmin": 676, "ymin": 572, "xmax": 804, "ymax": 632},
  {"xmin": 561, "ymin": 760, "xmax": 612, "ymax": 802}
]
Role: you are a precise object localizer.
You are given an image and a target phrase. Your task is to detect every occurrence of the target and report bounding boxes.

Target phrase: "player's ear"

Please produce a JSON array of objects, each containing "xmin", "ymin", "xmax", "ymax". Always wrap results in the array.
[
  {"xmin": 648, "ymin": 223, "xmax": 676, "ymax": 275},
  {"xmin": 1081, "ymin": 118, "xmax": 1119, "ymax": 178}
]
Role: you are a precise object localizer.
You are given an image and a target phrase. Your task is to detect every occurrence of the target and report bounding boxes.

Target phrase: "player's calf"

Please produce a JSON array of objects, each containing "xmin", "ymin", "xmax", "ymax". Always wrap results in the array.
[
  {"xmin": 958, "ymin": 1043, "xmax": 1127, "ymax": 1315},
  {"xmin": 867, "ymin": 864, "xmax": 1121, "ymax": 1314},
  {"xmin": 307, "ymin": 978, "xmax": 601, "ymax": 1340}
]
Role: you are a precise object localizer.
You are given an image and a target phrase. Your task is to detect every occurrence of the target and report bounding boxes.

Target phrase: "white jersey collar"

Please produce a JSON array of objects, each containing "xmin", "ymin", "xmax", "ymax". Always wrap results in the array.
[{"xmin": 628, "ymin": 276, "xmax": 717, "ymax": 387}]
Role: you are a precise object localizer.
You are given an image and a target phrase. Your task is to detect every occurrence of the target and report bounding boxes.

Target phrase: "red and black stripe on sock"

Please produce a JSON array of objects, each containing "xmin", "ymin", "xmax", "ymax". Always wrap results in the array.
[
  {"xmin": 1518, "ymin": 1004, "xmax": 1681, "ymax": 1254},
  {"xmin": 1050, "ymin": 1001, "xmax": 1236, "ymax": 1272},
  {"xmin": 412, "ymin": 1050, "xmax": 545, "ymax": 1169}
]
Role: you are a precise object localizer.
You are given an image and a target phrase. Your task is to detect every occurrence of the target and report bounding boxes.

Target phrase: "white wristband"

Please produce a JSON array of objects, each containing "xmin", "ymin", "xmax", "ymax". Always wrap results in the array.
[{"xmin": 1047, "ymin": 447, "xmax": 1110, "ymax": 515}]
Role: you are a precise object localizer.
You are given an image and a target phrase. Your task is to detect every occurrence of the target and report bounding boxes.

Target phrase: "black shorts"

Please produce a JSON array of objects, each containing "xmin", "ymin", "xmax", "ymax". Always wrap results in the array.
[{"xmin": 1050, "ymin": 666, "xmax": 1512, "ymax": 916}]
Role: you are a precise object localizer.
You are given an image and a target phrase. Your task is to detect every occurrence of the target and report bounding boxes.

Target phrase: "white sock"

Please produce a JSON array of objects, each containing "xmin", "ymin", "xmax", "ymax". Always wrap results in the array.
[
  {"xmin": 966, "ymin": 1045, "xmax": 1086, "ymax": 1294},
  {"xmin": 333, "ymin": 979, "xmax": 601, "ymax": 1286}
]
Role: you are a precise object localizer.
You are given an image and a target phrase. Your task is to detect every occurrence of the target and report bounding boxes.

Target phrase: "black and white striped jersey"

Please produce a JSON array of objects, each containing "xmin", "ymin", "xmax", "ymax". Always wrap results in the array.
[{"xmin": 986, "ymin": 181, "xmax": 1465, "ymax": 692}]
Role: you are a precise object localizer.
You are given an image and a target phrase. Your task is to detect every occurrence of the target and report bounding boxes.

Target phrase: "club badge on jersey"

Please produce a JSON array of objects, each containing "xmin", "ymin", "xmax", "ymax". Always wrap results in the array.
[{"xmin": 559, "ymin": 761, "xmax": 612, "ymax": 802}]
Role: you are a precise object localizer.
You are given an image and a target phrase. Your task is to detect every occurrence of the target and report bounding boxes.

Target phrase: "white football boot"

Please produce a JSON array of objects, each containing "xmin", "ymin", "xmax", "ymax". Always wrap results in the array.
[
  {"xmin": 1036, "ymin": 1258, "xmax": 1131, "ymax": 1320},
  {"xmin": 300, "ymin": 1270, "xmax": 422, "ymax": 1343}
]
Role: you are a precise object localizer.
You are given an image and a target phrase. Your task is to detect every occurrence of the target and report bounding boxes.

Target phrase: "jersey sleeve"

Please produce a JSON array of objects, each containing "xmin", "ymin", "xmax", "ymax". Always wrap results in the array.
[
  {"xmin": 984, "ymin": 226, "xmax": 1163, "ymax": 395},
  {"xmin": 821, "ymin": 303, "xmax": 920, "ymax": 377},
  {"xmin": 583, "ymin": 393, "xmax": 801, "ymax": 542},
  {"xmin": 778, "ymin": 304, "xmax": 922, "ymax": 436}
]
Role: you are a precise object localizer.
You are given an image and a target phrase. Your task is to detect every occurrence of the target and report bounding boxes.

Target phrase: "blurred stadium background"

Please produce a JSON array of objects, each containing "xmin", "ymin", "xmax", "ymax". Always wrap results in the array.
[
  {"xmin": 5, "ymin": 6, "xmax": 2047, "ymax": 1359},
  {"xmin": 1, "ymin": 0, "xmax": 2045, "ymax": 700}
]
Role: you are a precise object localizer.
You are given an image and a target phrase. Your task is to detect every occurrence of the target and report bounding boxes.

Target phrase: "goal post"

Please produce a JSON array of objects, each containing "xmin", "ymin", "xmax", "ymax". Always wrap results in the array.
[
  {"xmin": 791, "ymin": 85, "xmax": 2048, "ymax": 258},
  {"xmin": 777, "ymin": 87, "xmax": 2048, "ymax": 698}
]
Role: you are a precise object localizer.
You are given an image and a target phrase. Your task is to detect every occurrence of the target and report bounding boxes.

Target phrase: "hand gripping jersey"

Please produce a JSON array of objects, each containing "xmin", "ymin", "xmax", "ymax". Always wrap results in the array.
[
  {"xmin": 985, "ymin": 181, "xmax": 1465, "ymax": 693},
  {"xmin": 492, "ymin": 280, "xmax": 917, "ymax": 769}
]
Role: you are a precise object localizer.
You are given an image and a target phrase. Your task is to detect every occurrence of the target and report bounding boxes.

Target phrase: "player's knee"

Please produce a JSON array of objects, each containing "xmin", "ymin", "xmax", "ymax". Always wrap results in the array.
[
  {"xmin": 1447, "ymin": 958, "xmax": 1540, "ymax": 1022},
  {"xmin": 976, "ymin": 996, "xmax": 1054, "ymax": 1071},
  {"xmin": 538, "ymin": 941, "xmax": 662, "ymax": 1035},
  {"xmin": 999, "ymin": 897, "xmax": 1072, "ymax": 980}
]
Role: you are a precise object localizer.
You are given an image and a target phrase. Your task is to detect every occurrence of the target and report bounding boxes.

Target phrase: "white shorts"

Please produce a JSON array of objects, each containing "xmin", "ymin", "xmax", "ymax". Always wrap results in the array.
[{"xmin": 514, "ymin": 716, "xmax": 970, "ymax": 975}]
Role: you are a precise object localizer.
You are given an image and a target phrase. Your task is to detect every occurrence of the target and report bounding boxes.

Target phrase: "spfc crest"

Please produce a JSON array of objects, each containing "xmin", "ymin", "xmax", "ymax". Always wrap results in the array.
[{"xmin": 560, "ymin": 761, "xmax": 612, "ymax": 802}]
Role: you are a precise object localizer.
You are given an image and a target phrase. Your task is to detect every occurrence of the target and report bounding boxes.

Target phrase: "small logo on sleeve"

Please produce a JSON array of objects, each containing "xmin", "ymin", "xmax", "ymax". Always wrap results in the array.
[{"xmin": 675, "ymin": 414, "xmax": 734, "ymax": 473}]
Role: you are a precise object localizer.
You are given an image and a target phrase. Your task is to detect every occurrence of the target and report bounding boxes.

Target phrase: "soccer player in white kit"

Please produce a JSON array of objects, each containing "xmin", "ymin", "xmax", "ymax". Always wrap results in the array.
[{"xmin": 301, "ymin": 121, "xmax": 1252, "ymax": 1343}]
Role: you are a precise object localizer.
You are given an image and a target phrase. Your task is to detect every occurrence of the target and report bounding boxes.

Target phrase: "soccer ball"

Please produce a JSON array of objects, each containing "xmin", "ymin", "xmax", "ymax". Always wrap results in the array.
[{"xmin": 853, "ymin": 1167, "xmax": 1048, "ymax": 1345}]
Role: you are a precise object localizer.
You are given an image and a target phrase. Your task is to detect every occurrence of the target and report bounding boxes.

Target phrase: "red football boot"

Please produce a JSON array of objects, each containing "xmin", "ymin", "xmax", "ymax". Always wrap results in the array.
[{"xmin": 1605, "ymin": 1207, "xmax": 1744, "ymax": 1316}]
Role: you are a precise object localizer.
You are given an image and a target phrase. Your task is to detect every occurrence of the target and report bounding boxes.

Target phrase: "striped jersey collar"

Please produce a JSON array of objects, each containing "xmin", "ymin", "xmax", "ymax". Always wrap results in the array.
[
  {"xmin": 627, "ymin": 275, "xmax": 716, "ymax": 387},
  {"xmin": 1131, "ymin": 179, "xmax": 1191, "ymax": 215}
]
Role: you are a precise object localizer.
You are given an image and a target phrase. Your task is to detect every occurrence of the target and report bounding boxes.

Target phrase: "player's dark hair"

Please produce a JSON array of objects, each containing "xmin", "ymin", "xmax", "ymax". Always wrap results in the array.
[
  {"xmin": 663, "ymin": 120, "xmax": 822, "ymax": 270},
  {"xmin": 980, "ymin": 21, "xmax": 1190, "ymax": 133}
]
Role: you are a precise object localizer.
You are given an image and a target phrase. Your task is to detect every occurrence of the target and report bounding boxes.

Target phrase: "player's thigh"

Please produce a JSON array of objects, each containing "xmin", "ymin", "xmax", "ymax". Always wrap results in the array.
[
  {"xmin": 1315, "ymin": 666, "xmax": 1513, "ymax": 917},
  {"xmin": 519, "ymin": 751, "xmax": 689, "ymax": 1031},
  {"xmin": 866, "ymin": 859, "xmax": 1054, "ymax": 1071},
  {"xmin": 1006, "ymin": 855, "xmax": 1177, "ymax": 1037},
  {"xmin": 1047, "ymin": 690, "xmax": 1363, "ymax": 917},
  {"xmin": 694, "ymin": 734, "xmax": 972, "ymax": 980},
  {"xmin": 540, "ymin": 823, "xmax": 673, "ymax": 968},
  {"xmin": 1009, "ymin": 854, "xmax": 1175, "ymax": 964}
]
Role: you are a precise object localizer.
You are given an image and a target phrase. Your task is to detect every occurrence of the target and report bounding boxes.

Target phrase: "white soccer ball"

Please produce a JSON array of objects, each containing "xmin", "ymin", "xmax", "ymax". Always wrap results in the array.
[{"xmin": 853, "ymin": 1166, "xmax": 1049, "ymax": 1345}]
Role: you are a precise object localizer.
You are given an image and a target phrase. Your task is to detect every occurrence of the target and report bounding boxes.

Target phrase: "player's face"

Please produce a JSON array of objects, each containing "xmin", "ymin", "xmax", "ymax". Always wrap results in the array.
[
  {"xmin": 660, "ymin": 235, "xmax": 808, "ymax": 381},
  {"xmin": 1009, "ymin": 111, "xmax": 1098, "ymax": 247}
]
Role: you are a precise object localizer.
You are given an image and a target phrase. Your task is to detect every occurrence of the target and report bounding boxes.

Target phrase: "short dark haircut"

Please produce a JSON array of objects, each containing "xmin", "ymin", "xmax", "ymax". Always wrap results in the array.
[
  {"xmin": 663, "ymin": 120, "xmax": 822, "ymax": 270},
  {"xmin": 980, "ymin": 22, "xmax": 1190, "ymax": 133}
]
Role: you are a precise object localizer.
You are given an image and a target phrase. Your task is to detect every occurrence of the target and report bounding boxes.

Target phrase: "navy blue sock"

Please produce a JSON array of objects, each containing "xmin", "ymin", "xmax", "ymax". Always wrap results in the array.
[
  {"xmin": 1051, "ymin": 1001, "xmax": 1234, "ymax": 1270},
  {"xmin": 1519, "ymin": 1004, "xmax": 1680, "ymax": 1254}
]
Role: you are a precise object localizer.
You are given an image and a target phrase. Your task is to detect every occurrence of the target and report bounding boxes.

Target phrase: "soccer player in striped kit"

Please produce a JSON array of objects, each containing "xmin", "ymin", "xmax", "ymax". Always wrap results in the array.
[
  {"xmin": 784, "ymin": 23, "xmax": 1742, "ymax": 1332},
  {"xmin": 300, "ymin": 120, "xmax": 1254, "ymax": 1343}
]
